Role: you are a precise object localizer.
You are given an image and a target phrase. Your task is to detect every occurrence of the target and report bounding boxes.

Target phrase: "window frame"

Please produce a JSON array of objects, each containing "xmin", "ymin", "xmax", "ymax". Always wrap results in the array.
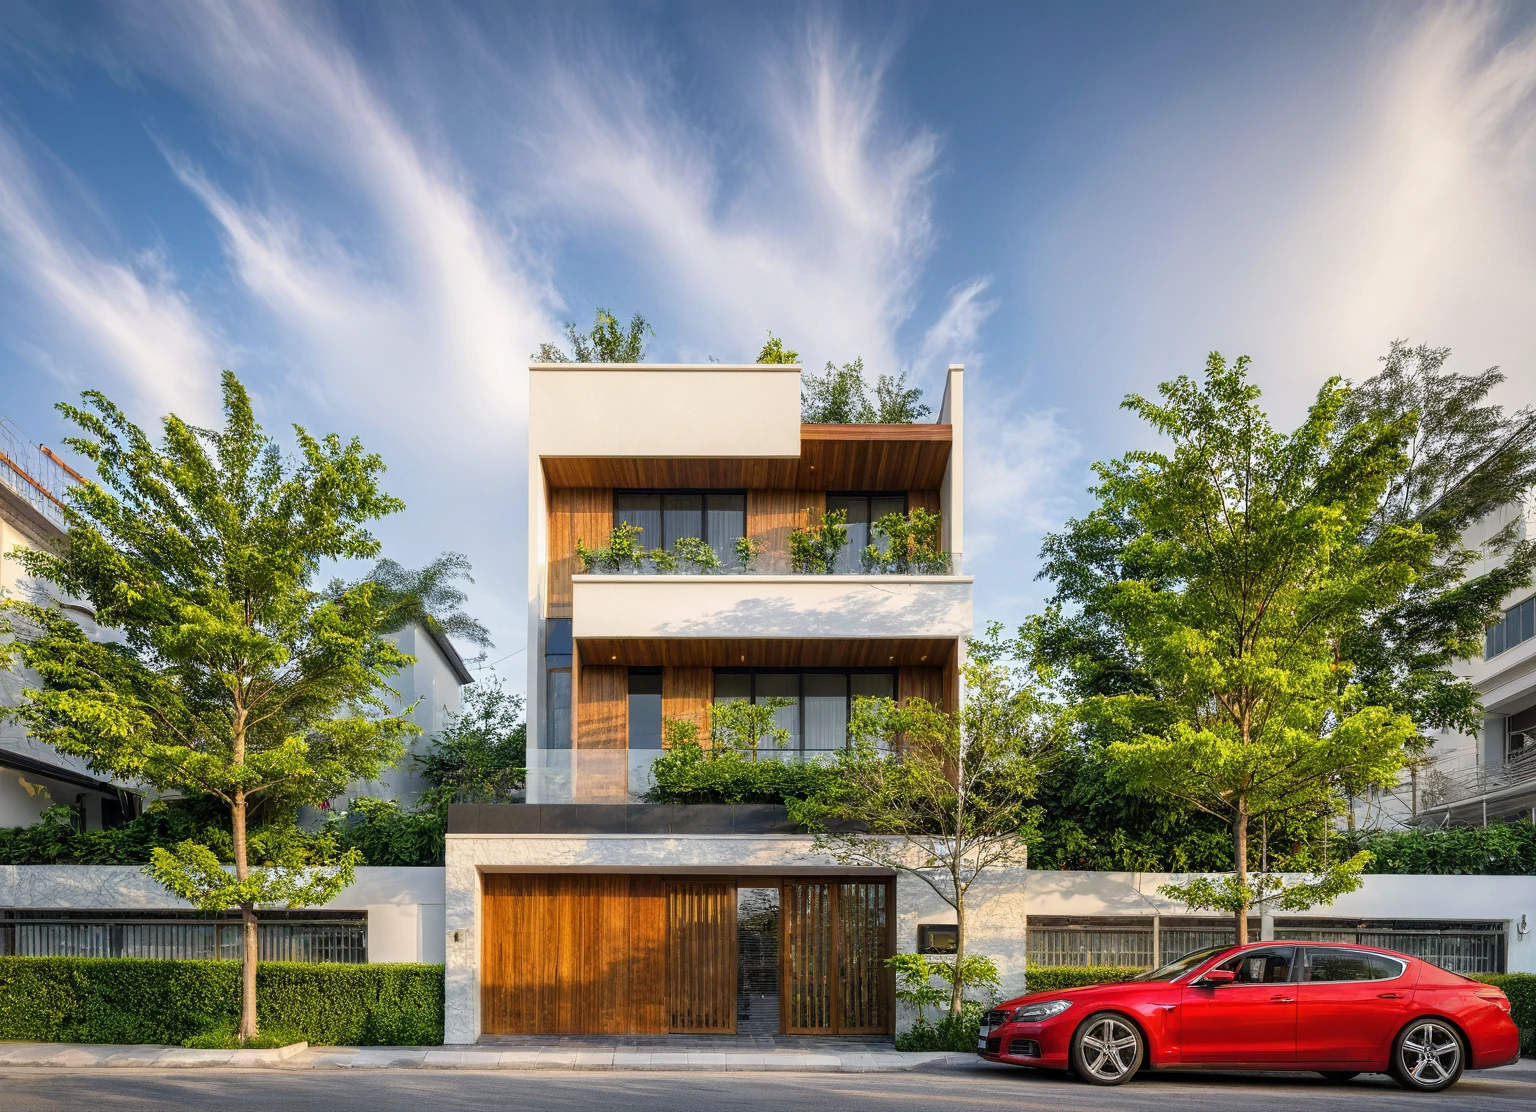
[
  {"xmin": 1208, "ymin": 945, "xmax": 1297, "ymax": 986},
  {"xmin": 613, "ymin": 488, "xmax": 748, "ymax": 561},
  {"xmin": 711, "ymin": 667, "xmax": 900, "ymax": 757},
  {"xmin": 1300, "ymin": 946, "xmax": 1407, "ymax": 983},
  {"xmin": 1486, "ymin": 595, "xmax": 1536, "ymax": 660},
  {"xmin": 825, "ymin": 491, "xmax": 909, "ymax": 574}
]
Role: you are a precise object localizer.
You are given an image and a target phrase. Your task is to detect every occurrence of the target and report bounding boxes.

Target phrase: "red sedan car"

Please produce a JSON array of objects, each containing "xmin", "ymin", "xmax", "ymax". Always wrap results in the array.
[{"xmin": 978, "ymin": 941, "xmax": 1520, "ymax": 1092}]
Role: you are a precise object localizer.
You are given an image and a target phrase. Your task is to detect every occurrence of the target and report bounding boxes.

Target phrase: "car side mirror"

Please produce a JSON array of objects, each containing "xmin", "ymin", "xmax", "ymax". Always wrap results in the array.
[{"xmin": 1199, "ymin": 968, "xmax": 1238, "ymax": 986}]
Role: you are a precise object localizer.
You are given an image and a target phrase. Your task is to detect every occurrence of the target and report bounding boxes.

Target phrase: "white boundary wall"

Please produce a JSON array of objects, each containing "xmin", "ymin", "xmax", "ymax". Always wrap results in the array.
[{"xmin": 0, "ymin": 866, "xmax": 446, "ymax": 964}]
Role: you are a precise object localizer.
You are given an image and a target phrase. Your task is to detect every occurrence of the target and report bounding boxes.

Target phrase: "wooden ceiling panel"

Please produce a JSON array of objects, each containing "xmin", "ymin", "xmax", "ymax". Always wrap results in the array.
[
  {"xmin": 577, "ymin": 637, "xmax": 957, "ymax": 669},
  {"xmin": 541, "ymin": 425, "xmax": 951, "ymax": 491}
]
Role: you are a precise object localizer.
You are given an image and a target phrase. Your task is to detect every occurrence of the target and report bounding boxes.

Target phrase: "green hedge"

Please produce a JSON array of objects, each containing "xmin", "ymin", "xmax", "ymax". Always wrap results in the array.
[
  {"xmin": 0, "ymin": 958, "xmax": 443, "ymax": 1046},
  {"xmin": 1472, "ymin": 973, "xmax": 1536, "ymax": 1056},
  {"xmin": 1024, "ymin": 965, "xmax": 1143, "ymax": 993}
]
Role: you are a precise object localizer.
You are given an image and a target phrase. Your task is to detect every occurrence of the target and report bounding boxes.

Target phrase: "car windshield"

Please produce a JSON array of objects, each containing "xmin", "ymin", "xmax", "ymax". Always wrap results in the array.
[{"xmin": 1129, "ymin": 946, "xmax": 1234, "ymax": 982}]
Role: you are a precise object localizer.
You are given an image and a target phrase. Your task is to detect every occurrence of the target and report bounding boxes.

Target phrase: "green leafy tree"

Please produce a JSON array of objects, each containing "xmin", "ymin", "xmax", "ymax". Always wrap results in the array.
[
  {"xmin": 363, "ymin": 551, "xmax": 493, "ymax": 651},
  {"xmin": 801, "ymin": 358, "xmax": 930, "ymax": 424},
  {"xmin": 414, "ymin": 677, "xmax": 527, "ymax": 805},
  {"xmin": 1047, "ymin": 353, "xmax": 1430, "ymax": 942},
  {"xmin": 871, "ymin": 369, "xmax": 932, "ymax": 423},
  {"xmin": 535, "ymin": 308, "xmax": 653, "ymax": 363},
  {"xmin": 0, "ymin": 373, "xmax": 416, "ymax": 1041},
  {"xmin": 1333, "ymin": 342, "xmax": 1536, "ymax": 793},
  {"xmin": 757, "ymin": 332, "xmax": 799, "ymax": 364},
  {"xmin": 793, "ymin": 659, "xmax": 1056, "ymax": 1016}
]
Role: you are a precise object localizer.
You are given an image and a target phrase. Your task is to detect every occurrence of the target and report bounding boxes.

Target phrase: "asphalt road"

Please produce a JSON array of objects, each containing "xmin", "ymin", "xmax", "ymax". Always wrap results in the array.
[{"xmin": 4, "ymin": 1062, "xmax": 1533, "ymax": 1111}]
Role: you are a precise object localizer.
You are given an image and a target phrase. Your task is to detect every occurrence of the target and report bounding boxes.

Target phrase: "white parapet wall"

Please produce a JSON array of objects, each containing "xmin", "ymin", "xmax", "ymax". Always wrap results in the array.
[
  {"xmin": 0, "ymin": 865, "xmax": 446, "ymax": 964},
  {"xmin": 571, "ymin": 574, "xmax": 974, "ymax": 641},
  {"xmin": 529, "ymin": 364, "xmax": 803, "ymax": 459}
]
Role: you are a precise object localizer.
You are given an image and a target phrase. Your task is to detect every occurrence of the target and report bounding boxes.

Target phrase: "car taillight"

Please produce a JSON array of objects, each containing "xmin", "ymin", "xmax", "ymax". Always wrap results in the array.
[{"xmin": 1475, "ymin": 991, "xmax": 1510, "ymax": 1013}]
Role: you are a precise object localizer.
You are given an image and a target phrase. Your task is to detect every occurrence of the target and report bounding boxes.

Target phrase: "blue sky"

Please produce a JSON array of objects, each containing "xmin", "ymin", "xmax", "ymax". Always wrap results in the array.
[{"xmin": 2, "ymin": 1, "xmax": 1534, "ymax": 687}]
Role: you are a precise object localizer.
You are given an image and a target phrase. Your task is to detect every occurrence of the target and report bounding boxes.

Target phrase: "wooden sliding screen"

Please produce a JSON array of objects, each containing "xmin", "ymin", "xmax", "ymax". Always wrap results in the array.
[
  {"xmin": 482, "ymin": 874, "xmax": 666, "ymax": 1035},
  {"xmin": 782, "ymin": 879, "xmax": 893, "ymax": 1035},
  {"xmin": 666, "ymin": 881, "xmax": 737, "ymax": 1033}
]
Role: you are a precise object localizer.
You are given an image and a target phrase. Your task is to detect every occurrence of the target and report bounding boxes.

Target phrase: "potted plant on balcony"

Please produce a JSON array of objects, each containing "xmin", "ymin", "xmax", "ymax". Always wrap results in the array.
[
  {"xmin": 788, "ymin": 509, "xmax": 849, "ymax": 574},
  {"xmin": 575, "ymin": 522, "xmax": 646, "ymax": 573},
  {"xmin": 863, "ymin": 508, "xmax": 951, "ymax": 574}
]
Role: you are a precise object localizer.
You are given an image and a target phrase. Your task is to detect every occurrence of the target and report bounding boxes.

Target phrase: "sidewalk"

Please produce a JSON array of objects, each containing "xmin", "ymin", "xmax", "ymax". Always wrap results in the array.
[{"xmin": 0, "ymin": 1040, "xmax": 977, "ymax": 1072}]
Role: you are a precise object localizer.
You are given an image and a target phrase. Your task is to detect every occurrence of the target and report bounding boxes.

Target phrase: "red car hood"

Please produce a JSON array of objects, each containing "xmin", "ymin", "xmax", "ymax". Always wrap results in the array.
[{"xmin": 1001, "ymin": 980, "xmax": 1151, "ymax": 1010}]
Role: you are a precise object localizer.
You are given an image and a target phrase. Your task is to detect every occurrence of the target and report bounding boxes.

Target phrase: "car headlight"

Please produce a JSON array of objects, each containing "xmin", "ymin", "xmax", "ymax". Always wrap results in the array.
[{"xmin": 1013, "ymin": 999, "xmax": 1073, "ymax": 1022}]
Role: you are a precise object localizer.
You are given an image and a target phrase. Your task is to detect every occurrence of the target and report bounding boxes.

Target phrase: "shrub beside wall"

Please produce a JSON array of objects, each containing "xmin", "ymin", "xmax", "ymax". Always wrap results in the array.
[
  {"xmin": 1023, "ymin": 965, "xmax": 1142, "ymax": 993},
  {"xmin": 0, "ymin": 958, "xmax": 443, "ymax": 1046},
  {"xmin": 1472, "ymin": 973, "xmax": 1536, "ymax": 1056}
]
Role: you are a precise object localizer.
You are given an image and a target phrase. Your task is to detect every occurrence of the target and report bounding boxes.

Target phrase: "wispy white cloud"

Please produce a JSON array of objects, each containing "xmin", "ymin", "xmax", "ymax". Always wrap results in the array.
[
  {"xmin": 0, "ymin": 126, "xmax": 220, "ymax": 422},
  {"xmin": 917, "ymin": 278, "xmax": 997, "ymax": 373},
  {"xmin": 530, "ymin": 19, "xmax": 954, "ymax": 380},
  {"xmin": 124, "ymin": 0, "xmax": 558, "ymax": 444}
]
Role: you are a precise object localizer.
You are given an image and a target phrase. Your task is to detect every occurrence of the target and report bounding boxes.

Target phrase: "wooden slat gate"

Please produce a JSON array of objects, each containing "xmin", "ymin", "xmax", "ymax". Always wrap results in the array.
[
  {"xmin": 782, "ymin": 879, "xmax": 892, "ymax": 1034},
  {"xmin": 667, "ymin": 880, "xmax": 737, "ymax": 1033}
]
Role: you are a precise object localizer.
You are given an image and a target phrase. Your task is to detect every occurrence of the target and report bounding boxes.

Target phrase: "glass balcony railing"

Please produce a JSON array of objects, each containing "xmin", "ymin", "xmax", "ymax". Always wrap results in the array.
[{"xmin": 573, "ymin": 550, "xmax": 962, "ymax": 576}]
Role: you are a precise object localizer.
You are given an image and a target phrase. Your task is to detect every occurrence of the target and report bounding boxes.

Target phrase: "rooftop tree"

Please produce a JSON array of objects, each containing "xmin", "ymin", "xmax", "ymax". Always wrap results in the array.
[
  {"xmin": 1041, "ymin": 353, "xmax": 1431, "ymax": 941},
  {"xmin": 0, "ymin": 373, "xmax": 416, "ymax": 1042},
  {"xmin": 534, "ymin": 308, "xmax": 653, "ymax": 363}
]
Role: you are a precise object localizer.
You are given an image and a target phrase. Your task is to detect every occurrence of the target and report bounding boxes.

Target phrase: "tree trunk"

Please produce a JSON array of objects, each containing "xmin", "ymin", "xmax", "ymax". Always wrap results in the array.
[
  {"xmin": 1233, "ymin": 802, "xmax": 1249, "ymax": 945},
  {"xmin": 232, "ymin": 791, "xmax": 259, "ymax": 1041},
  {"xmin": 950, "ymin": 894, "xmax": 966, "ymax": 1018}
]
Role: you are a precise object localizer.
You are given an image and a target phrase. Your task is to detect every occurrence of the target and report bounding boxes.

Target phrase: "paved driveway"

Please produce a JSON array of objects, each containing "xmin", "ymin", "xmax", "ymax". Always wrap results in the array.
[{"xmin": 1, "ymin": 1060, "xmax": 1532, "ymax": 1111}]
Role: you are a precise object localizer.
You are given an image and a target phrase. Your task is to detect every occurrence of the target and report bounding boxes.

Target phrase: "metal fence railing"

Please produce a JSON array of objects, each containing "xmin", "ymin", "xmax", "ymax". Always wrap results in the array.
[
  {"xmin": 1028, "ymin": 920, "xmax": 1508, "ymax": 975},
  {"xmin": 0, "ymin": 416, "xmax": 77, "ymax": 532},
  {"xmin": 0, "ymin": 917, "xmax": 367, "ymax": 964}
]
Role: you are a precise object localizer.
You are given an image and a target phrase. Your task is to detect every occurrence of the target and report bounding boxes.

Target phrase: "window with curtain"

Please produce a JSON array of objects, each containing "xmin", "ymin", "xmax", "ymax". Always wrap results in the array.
[
  {"xmin": 825, "ymin": 493, "xmax": 907, "ymax": 574},
  {"xmin": 615, "ymin": 491, "xmax": 748, "ymax": 568},
  {"xmin": 712, "ymin": 670, "xmax": 897, "ymax": 758}
]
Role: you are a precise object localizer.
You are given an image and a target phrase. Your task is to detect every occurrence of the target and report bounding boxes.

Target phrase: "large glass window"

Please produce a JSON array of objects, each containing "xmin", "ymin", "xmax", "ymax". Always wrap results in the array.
[
  {"xmin": 545, "ymin": 669, "xmax": 571, "ymax": 750},
  {"xmin": 615, "ymin": 491, "xmax": 747, "ymax": 568},
  {"xmin": 1487, "ymin": 595, "xmax": 1535, "ymax": 659},
  {"xmin": 628, "ymin": 669, "xmax": 663, "ymax": 749},
  {"xmin": 826, "ymin": 493, "xmax": 907, "ymax": 574},
  {"xmin": 713, "ymin": 670, "xmax": 896, "ymax": 757}
]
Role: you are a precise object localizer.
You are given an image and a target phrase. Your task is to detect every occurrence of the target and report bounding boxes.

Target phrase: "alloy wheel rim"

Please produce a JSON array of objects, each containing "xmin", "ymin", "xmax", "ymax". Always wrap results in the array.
[
  {"xmin": 1400, "ymin": 1022, "xmax": 1459, "ymax": 1085},
  {"xmin": 1079, "ymin": 1017, "xmax": 1139, "ymax": 1080}
]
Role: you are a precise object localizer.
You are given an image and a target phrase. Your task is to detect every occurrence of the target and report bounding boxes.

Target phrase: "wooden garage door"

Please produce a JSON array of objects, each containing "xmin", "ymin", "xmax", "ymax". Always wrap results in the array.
[
  {"xmin": 782, "ymin": 879, "xmax": 892, "ymax": 1034},
  {"xmin": 482, "ymin": 874, "xmax": 666, "ymax": 1035}
]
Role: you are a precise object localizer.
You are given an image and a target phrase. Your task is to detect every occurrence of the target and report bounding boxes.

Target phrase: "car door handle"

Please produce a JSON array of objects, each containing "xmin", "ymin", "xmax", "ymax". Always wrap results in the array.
[
  {"xmin": 1378, "ymin": 992, "xmax": 1402, "ymax": 999},
  {"xmin": 1270, "ymin": 995, "xmax": 1294, "ymax": 1003}
]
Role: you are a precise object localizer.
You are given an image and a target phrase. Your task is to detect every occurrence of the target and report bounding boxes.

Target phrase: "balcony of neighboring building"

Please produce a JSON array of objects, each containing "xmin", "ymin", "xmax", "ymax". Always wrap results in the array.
[{"xmin": 1417, "ymin": 703, "xmax": 1536, "ymax": 825}]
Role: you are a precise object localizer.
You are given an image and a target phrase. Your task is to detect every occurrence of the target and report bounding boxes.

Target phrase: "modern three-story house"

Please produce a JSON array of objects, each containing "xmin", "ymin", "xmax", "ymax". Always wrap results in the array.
[{"xmin": 442, "ymin": 360, "xmax": 1030, "ymax": 1043}]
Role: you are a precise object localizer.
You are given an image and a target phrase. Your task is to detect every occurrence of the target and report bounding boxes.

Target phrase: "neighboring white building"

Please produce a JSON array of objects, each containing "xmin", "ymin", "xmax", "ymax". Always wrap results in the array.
[
  {"xmin": 440, "ymin": 360, "xmax": 992, "ymax": 1043},
  {"xmin": 1357, "ymin": 498, "xmax": 1536, "ymax": 828},
  {"xmin": 0, "ymin": 419, "xmax": 137, "ymax": 830}
]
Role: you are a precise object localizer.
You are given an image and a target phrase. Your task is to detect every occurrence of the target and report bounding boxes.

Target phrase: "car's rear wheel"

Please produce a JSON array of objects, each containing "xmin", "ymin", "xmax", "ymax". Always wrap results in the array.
[
  {"xmin": 1069, "ymin": 1012, "xmax": 1144, "ymax": 1085},
  {"xmin": 1319, "ymin": 1072, "xmax": 1359, "ymax": 1083},
  {"xmin": 1391, "ymin": 1019, "xmax": 1464, "ymax": 1092}
]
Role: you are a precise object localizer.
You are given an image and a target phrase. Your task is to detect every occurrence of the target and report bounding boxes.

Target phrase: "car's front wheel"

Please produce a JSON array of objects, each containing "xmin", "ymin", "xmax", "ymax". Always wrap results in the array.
[
  {"xmin": 1069, "ymin": 1012, "xmax": 1144, "ymax": 1085},
  {"xmin": 1391, "ymin": 1019, "xmax": 1464, "ymax": 1093}
]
